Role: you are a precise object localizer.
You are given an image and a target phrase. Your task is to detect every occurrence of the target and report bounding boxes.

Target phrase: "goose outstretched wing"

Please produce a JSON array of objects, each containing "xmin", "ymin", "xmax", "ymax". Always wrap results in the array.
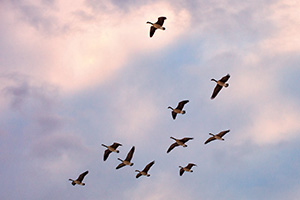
[
  {"xmin": 77, "ymin": 171, "xmax": 89, "ymax": 182},
  {"xmin": 211, "ymin": 84, "xmax": 222, "ymax": 99},
  {"xmin": 204, "ymin": 136, "xmax": 216, "ymax": 144},
  {"xmin": 156, "ymin": 16, "xmax": 167, "ymax": 26},
  {"xmin": 219, "ymin": 74, "xmax": 230, "ymax": 83},
  {"xmin": 125, "ymin": 146, "xmax": 135, "ymax": 161},
  {"xmin": 217, "ymin": 130, "xmax": 230, "ymax": 137},
  {"xmin": 150, "ymin": 26, "xmax": 156, "ymax": 37},
  {"xmin": 167, "ymin": 143, "xmax": 179, "ymax": 153},
  {"xmin": 176, "ymin": 100, "xmax": 189, "ymax": 110},
  {"xmin": 103, "ymin": 149, "xmax": 112, "ymax": 161}
]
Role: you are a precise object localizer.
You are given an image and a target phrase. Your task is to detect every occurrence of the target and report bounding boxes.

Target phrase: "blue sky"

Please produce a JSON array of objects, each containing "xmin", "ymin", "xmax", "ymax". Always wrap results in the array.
[{"xmin": 1, "ymin": 0, "xmax": 300, "ymax": 199}]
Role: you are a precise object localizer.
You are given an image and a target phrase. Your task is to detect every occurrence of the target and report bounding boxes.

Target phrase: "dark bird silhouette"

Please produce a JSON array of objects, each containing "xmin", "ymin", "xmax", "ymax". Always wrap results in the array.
[
  {"xmin": 146, "ymin": 16, "xmax": 167, "ymax": 37},
  {"xmin": 135, "ymin": 161, "xmax": 155, "ymax": 178},
  {"xmin": 179, "ymin": 163, "xmax": 197, "ymax": 176},
  {"xmin": 167, "ymin": 137, "xmax": 193, "ymax": 153},
  {"xmin": 168, "ymin": 100, "xmax": 189, "ymax": 120},
  {"xmin": 102, "ymin": 142, "xmax": 122, "ymax": 161},
  {"xmin": 204, "ymin": 130, "xmax": 230, "ymax": 144},
  {"xmin": 211, "ymin": 74, "xmax": 230, "ymax": 99},
  {"xmin": 69, "ymin": 171, "xmax": 89, "ymax": 186},
  {"xmin": 116, "ymin": 146, "xmax": 135, "ymax": 169}
]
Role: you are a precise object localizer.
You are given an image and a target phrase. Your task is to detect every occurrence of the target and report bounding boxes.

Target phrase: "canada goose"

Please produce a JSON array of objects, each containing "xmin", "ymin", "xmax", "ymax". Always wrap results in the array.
[
  {"xmin": 168, "ymin": 100, "xmax": 189, "ymax": 120},
  {"xmin": 146, "ymin": 16, "xmax": 167, "ymax": 37},
  {"xmin": 102, "ymin": 142, "xmax": 122, "ymax": 161},
  {"xmin": 211, "ymin": 74, "xmax": 230, "ymax": 99},
  {"xmin": 179, "ymin": 163, "xmax": 197, "ymax": 176},
  {"xmin": 116, "ymin": 146, "xmax": 135, "ymax": 169},
  {"xmin": 69, "ymin": 171, "xmax": 89, "ymax": 186},
  {"xmin": 204, "ymin": 130, "xmax": 230, "ymax": 144},
  {"xmin": 135, "ymin": 161, "xmax": 155, "ymax": 178},
  {"xmin": 167, "ymin": 137, "xmax": 193, "ymax": 153}
]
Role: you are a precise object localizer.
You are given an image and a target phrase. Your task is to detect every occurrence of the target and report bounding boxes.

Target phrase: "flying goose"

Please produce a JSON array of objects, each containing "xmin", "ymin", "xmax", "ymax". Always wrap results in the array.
[
  {"xmin": 69, "ymin": 171, "xmax": 89, "ymax": 186},
  {"xmin": 168, "ymin": 100, "xmax": 189, "ymax": 120},
  {"xmin": 211, "ymin": 74, "xmax": 230, "ymax": 99},
  {"xmin": 135, "ymin": 161, "xmax": 155, "ymax": 178},
  {"xmin": 146, "ymin": 16, "xmax": 167, "ymax": 37},
  {"xmin": 116, "ymin": 146, "xmax": 135, "ymax": 169},
  {"xmin": 102, "ymin": 142, "xmax": 122, "ymax": 161},
  {"xmin": 179, "ymin": 163, "xmax": 197, "ymax": 176},
  {"xmin": 204, "ymin": 130, "xmax": 230, "ymax": 144},
  {"xmin": 167, "ymin": 137, "xmax": 193, "ymax": 153}
]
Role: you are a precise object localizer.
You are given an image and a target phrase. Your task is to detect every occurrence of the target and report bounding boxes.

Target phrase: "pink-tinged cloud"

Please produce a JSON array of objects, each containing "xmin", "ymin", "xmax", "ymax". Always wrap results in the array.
[
  {"xmin": 246, "ymin": 102, "xmax": 300, "ymax": 146},
  {"xmin": 229, "ymin": 67, "xmax": 300, "ymax": 146},
  {"xmin": 259, "ymin": 0, "xmax": 300, "ymax": 53},
  {"xmin": 2, "ymin": 0, "xmax": 191, "ymax": 93}
]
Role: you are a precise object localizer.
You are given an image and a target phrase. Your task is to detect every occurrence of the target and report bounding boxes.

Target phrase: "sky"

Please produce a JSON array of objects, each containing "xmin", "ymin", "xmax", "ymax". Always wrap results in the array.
[{"xmin": 1, "ymin": 0, "xmax": 300, "ymax": 199}]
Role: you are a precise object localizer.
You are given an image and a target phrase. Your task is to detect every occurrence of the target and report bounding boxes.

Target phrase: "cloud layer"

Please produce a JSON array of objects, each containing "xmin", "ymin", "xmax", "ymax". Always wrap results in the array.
[{"xmin": 1, "ymin": 0, "xmax": 300, "ymax": 199}]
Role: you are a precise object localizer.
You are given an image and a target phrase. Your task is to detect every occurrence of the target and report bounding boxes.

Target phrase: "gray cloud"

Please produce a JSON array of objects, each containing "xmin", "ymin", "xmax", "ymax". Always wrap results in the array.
[{"xmin": 5, "ymin": 0, "xmax": 71, "ymax": 36}]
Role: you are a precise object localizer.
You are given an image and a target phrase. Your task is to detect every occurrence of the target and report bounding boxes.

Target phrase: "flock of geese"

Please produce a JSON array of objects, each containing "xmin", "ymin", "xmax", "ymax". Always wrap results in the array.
[{"xmin": 69, "ymin": 16, "xmax": 231, "ymax": 186}]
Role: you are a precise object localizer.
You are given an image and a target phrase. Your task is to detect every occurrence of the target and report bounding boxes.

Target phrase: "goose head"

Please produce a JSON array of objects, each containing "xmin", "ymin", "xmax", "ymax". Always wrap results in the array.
[
  {"xmin": 211, "ymin": 78, "xmax": 217, "ymax": 82},
  {"xmin": 209, "ymin": 133, "xmax": 215, "ymax": 136},
  {"xmin": 146, "ymin": 21, "xmax": 153, "ymax": 25},
  {"xmin": 168, "ymin": 106, "xmax": 173, "ymax": 110}
]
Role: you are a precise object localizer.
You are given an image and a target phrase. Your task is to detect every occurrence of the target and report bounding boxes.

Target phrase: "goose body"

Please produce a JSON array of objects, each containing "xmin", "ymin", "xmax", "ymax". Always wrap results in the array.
[
  {"xmin": 168, "ymin": 100, "xmax": 189, "ymax": 120},
  {"xmin": 147, "ymin": 16, "xmax": 167, "ymax": 37},
  {"xmin": 179, "ymin": 163, "xmax": 196, "ymax": 176},
  {"xmin": 116, "ymin": 146, "xmax": 135, "ymax": 169},
  {"xmin": 167, "ymin": 137, "xmax": 193, "ymax": 153},
  {"xmin": 204, "ymin": 130, "xmax": 230, "ymax": 144},
  {"xmin": 211, "ymin": 74, "xmax": 230, "ymax": 99},
  {"xmin": 102, "ymin": 142, "xmax": 122, "ymax": 161},
  {"xmin": 69, "ymin": 171, "xmax": 89, "ymax": 186},
  {"xmin": 135, "ymin": 161, "xmax": 155, "ymax": 178}
]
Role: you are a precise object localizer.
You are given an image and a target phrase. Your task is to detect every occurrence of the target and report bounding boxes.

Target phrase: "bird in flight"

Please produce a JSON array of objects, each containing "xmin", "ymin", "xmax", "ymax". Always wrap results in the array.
[
  {"xmin": 168, "ymin": 100, "xmax": 189, "ymax": 120},
  {"xmin": 101, "ymin": 142, "xmax": 122, "ymax": 161},
  {"xmin": 116, "ymin": 146, "xmax": 135, "ymax": 169},
  {"xmin": 69, "ymin": 171, "xmax": 89, "ymax": 186},
  {"xmin": 179, "ymin": 163, "xmax": 197, "ymax": 176},
  {"xmin": 204, "ymin": 130, "xmax": 230, "ymax": 144},
  {"xmin": 167, "ymin": 137, "xmax": 193, "ymax": 153},
  {"xmin": 135, "ymin": 161, "xmax": 155, "ymax": 178},
  {"xmin": 211, "ymin": 74, "xmax": 230, "ymax": 99},
  {"xmin": 146, "ymin": 16, "xmax": 167, "ymax": 37}
]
